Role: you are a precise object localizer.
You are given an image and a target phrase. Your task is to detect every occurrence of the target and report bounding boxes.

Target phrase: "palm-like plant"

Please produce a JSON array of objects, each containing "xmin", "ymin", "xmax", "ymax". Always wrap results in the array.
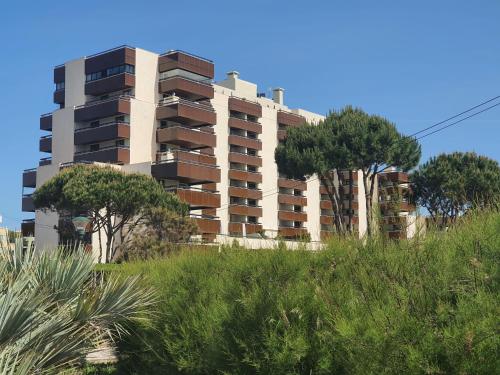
[{"xmin": 0, "ymin": 241, "xmax": 154, "ymax": 374}]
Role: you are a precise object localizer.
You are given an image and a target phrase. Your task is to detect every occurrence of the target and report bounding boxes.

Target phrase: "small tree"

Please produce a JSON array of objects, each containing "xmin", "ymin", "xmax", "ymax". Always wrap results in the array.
[
  {"xmin": 33, "ymin": 165, "xmax": 188, "ymax": 262},
  {"xmin": 411, "ymin": 152, "xmax": 500, "ymax": 227}
]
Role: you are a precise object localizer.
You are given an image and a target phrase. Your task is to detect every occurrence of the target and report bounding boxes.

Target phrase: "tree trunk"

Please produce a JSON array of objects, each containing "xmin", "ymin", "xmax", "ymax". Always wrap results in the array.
[
  {"xmin": 368, "ymin": 171, "xmax": 378, "ymax": 236},
  {"xmin": 320, "ymin": 173, "xmax": 345, "ymax": 235},
  {"xmin": 362, "ymin": 171, "xmax": 372, "ymax": 237},
  {"xmin": 105, "ymin": 211, "xmax": 113, "ymax": 263}
]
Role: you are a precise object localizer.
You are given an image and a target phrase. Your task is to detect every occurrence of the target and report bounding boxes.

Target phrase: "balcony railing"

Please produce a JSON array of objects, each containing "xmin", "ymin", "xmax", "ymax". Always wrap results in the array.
[
  {"xmin": 157, "ymin": 96, "xmax": 214, "ymax": 112},
  {"xmin": 76, "ymin": 94, "xmax": 133, "ymax": 108},
  {"xmin": 74, "ymin": 145, "xmax": 130, "ymax": 156},
  {"xmin": 75, "ymin": 120, "xmax": 130, "ymax": 132}
]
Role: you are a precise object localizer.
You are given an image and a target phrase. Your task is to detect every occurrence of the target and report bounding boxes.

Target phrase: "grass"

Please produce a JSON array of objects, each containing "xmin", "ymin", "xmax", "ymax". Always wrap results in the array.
[{"xmin": 93, "ymin": 209, "xmax": 499, "ymax": 374}]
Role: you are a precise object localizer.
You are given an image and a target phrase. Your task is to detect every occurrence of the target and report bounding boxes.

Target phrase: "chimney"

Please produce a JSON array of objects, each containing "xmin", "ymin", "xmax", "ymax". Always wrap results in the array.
[
  {"xmin": 272, "ymin": 87, "xmax": 284, "ymax": 105},
  {"xmin": 226, "ymin": 71, "xmax": 239, "ymax": 80}
]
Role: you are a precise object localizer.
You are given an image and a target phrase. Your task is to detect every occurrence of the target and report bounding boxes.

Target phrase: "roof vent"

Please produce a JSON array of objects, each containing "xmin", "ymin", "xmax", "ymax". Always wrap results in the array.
[
  {"xmin": 226, "ymin": 71, "xmax": 240, "ymax": 79},
  {"xmin": 272, "ymin": 87, "xmax": 285, "ymax": 105}
]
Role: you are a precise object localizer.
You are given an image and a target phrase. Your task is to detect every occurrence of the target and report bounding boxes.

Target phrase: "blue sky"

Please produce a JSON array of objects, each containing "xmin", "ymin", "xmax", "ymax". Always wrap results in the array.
[{"xmin": 0, "ymin": 0, "xmax": 499, "ymax": 229}]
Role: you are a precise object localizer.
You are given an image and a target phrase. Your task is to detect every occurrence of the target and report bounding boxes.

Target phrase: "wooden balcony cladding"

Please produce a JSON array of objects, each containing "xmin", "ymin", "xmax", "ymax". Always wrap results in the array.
[
  {"xmin": 320, "ymin": 185, "xmax": 359, "ymax": 195},
  {"xmin": 22, "ymin": 196, "xmax": 35, "ymax": 212},
  {"xmin": 278, "ymin": 178, "xmax": 307, "ymax": 191},
  {"xmin": 85, "ymin": 73, "xmax": 135, "ymax": 96},
  {"xmin": 227, "ymin": 135, "xmax": 262, "ymax": 150},
  {"xmin": 22, "ymin": 169, "xmax": 37, "ymax": 188},
  {"xmin": 152, "ymin": 161, "xmax": 221, "ymax": 185},
  {"xmin": 176, "ymin": 188, "xmax": 220, "ymax": 209},
  {"xmin": 228, "ymin": 97, "xmax": 262, "ymax": 118},
  {"xmin": 168, "ymin": 150, "xmax": 216, "ymax": 165},
  {"xmin": 74, "ymin": 97, "xmax": 131, "ymax": 122},
  {"xmin": 53, "ymin": 65, "xmax": 65, "ymax": 83},
  {"xmin": 156, "ymin": 102, "xmax": 216, "ymax": 127},
  {"xmin": 380, "ymin": 201, "xmax": 415, "ymax": 212},
  {"xmin": 228, "ymin": 187, "xmax": 263, "ymax": 200},
  {"xmin": 39, "ymin": 158, "xmax": 51, "ymax": 166},
  {"xmin": 74, "ymin": 147, "xmax": 130, "ymax": 164},
  {"xmin": 53, "ymin": 90, "xmax": 64, "ymax": 104},
  {"xmin": 39, "ymin": 136, "xmax": 52, "ymax": 153},
  {"xmin": 228, "ymin": 222, "xmax": 262, "ymax": 235},
  {"xmin": 380, "ymin": 172, "xmax": 409, "ymax": 183},
  {"xmin": 320, "ymin": 215, "xmax": 333, "ymax": 225},
  {"xmin": 158, "ymin": 51, "xmax": 214, "ymax": 79},
  {"xmin": 74, "ymin": 123, "xmax": 130, "ymax": 145},
  {"xmin": 277, "ymin": 110, "xmax": 305, "ymax": 127},
  {"xmin": 277, "ymin": 130, "xmax": 287, "ymax": 141},
  {"xmin": 228, "ymin": 205, "xmax": 263, "ymax": 217},
  {"xmin": 195, "ymin": 217, "xmax": 220, "ymax": 234},
  {"xmin": 228, "ymin": 169, "xmax": 262, "ymax": 184},
  {"xmin": 228, "ymin": 152, "xmax": 262, "ymax": 167},
  {"xmin": 278, "ymin": 210, "xmax": 307, "ymax": 222},
  {"xmin": 85, "ymin": 46, "xmax": 135, "ymax": 74},
  {"xmin": 278, "ymin": 227, "xmax": 308, "ymax": 238},
  {"xmin": 159, "ymin": 77, "xmax": 214, "ymax": 100},
  {"xmin": 40, "ymin": 114, "xmax": 52, "ymax": 131},
  {"xmin": 157, "ymin": 127, "xmax": 216, "ymax": 149},
  {"xmin": 278, "ymin": 194, "xmax": 307, "ymax": 206},
  {"xmin": 21, "ymin": 220, "xmax": 35, "ymax": 237},
  {"xmin": 320, "ymin": 200, "xmax": 359, "ymax": 210},
  {"xmin": 228, "ymin": 117, "xmax": 262, "ymax": 133}
]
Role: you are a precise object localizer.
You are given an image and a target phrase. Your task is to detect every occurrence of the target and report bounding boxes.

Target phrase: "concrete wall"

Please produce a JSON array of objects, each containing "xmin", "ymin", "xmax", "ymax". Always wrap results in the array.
[{"xmin": 34, "ymin": 164, "xmax": 60, "ymax": 250}]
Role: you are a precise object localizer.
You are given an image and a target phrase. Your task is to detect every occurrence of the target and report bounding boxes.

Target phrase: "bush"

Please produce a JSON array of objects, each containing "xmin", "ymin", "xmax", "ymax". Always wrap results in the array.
[{"xmin": 105, "ymin": 210, "xmax": 499, "ymax": 374}]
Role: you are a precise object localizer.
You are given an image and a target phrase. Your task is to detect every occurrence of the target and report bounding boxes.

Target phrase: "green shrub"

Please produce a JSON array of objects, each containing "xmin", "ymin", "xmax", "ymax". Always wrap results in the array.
[{"xmin": 104, "ymin": 210, "xmax": 499, "ymax": 374}]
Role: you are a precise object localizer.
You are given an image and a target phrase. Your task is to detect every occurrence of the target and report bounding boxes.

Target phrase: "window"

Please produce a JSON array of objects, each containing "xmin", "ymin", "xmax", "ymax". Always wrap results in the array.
[
  {"xmin": 247, "ymin": 182, "xmax": 257, "ymax": 190},
  {"xmin": 55, "ymin": 82, "xmax": 65, "ymax": 91},
  {"xmin": 116, "ymin": 139, "xmax": 125, "ymax": 147},
  {"xmin": 90, "ymin": 144, "xmax": 100, "ymax": 152},
  {"xmin": 90, "ymin": 121, "xmax": 100, "ymax": 128},
  {"xmin": 85, "ymin": 64, "xmax": 135, "ymax": 82},
  {"xmin": 160, "ymin": 144, "xmax": 168, "ymax": 152},
  {"xmin": 115, "ymin": 115, "xmax": 125, "ymax": 122}
]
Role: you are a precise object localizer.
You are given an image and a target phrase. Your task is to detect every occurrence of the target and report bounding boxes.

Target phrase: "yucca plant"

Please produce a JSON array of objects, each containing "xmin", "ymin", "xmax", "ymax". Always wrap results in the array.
[{"xmin": 0, "ymin": 241, "xmax": 154, "ymax": 374}]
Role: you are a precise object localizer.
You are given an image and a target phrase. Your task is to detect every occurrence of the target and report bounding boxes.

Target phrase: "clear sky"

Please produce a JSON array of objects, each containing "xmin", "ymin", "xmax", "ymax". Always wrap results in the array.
[{"xmin": 0, "ymin": 0, "xmax": 499, "ymax": 229}]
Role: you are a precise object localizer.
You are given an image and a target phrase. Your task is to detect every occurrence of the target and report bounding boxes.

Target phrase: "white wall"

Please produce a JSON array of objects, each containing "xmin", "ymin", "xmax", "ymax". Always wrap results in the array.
[
  {"xmin": 34, "ymin": 164, "xmax": 60, "ymax": 250},
  {"xmin": 64, "ymin": 58, "xmax": 86, "ymax": 108}
]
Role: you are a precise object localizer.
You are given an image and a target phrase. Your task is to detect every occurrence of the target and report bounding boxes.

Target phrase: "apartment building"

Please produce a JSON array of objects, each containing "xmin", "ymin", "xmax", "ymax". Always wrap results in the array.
[{"xmin": 21, "ymin": 45, "xmax": 414, "ymax": 249}]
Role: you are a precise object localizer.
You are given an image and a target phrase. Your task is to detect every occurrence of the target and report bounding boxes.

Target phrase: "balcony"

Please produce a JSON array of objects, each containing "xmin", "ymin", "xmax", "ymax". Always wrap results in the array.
[
  {"xmin": 74, "ymin": 121, "xmax": 130, "ymax": 145},
  {"xmin": 227, "ymin": 135, "xmax": 262, "ymax": 150},
  {"xmin": 277, "ymin": 129, "xmax": 287, "ymax": 141},
  {"xmin": 228, "ymin": 97, "xmax": 262, "ymax": 118},
  {"xmin": 85, "ymin": 46, "xmax": 135, "ymax": 74},
  {"xmin": 380, "ymin": 200, "xmax": 415, "ymax": 212},
  {"xmin": 157, "ymin": 126, "xmax": 215, "ymax": 149},
  {"xmin": 278, "ymin": 227, "xmax": 308, "ymax": 238},
  {"xmin": 278, "ymin": 210, "xmax": 307, "ymax": 222},
  {"xmin": 278, "ymin": 178, "xmax": 307, "ymax": 191},
  {"xmin": 228, "ymin": 186, "xmax": 262, "ymax": 200},
  {"xmin": 277, "ymin": 110, "xmax": 305, "ymax": 127},
  {"xmin": 21, "ymin": 219, "xmax": 35, "ymax": 237},
  {"xmin": 40, "ymin": 113, "xmax": 53, "ymax": 131},
  {"xmin": 320, "ymin": 200, "xmax": 358, "ymax": 210},
  {"xmin": 74, "ymin": 95, "xmax": 131, "ymax": 122},
  {"xmin": 74, "ymin": 146, "xmax": 130, "ymax": 164},
  {"xmin": 228, "ymin": 152, "xmax": 262, "ymax": 167},
  {"xmin": 228, "ymin": 222, "xmax": 263, "ymax": 235},
  {"xmin": 53, "ymin": 89, "xmax": 64, "ymax": 105},
  {"xmin": 85, "ymin": 72, "xmax": 135, "ymax": 96},
  {"xmin": 158, "ymin": 50, "xmax": 214, "ymax": 79},
  {"xmin": 380, "ymin": 171, "xmax": 409, "ymax": 183},
  {"xmin": 22, "ymin": 168, "xmax": 37, "ymax": 188},
  {"xmin": 193, "ymin": 215, "xmax": 220, "ymax": 234},
  {"xmin": 228, "ymin": 117, "xmax": 262, "ymax": 134},
  {"xmin": 167, "ymin": 186, "xmax": 220, "ymax": 209},
  {"xmin": 152, "ymin": 151, "xmax": 220, "ymax": 185},
  {"xmin": 39, "ymin": 136, "xmax": 52, "ymax": 153},
  {"xmin": 278, "ymin": 193, "xmax": 307, "ymax": 206},
  {"xmin": 228, "ymin": 169, "xmax": 262, "ymax": 184},
  {"xmin": 159, "ymin": 76, "xmax": 214, "ymax": 100},
  {"xmin": 228, "ymin": 204, "xmax": 262, "ymax": 217},
  {"xmin": 320, "ymin": 216, "xmax": 333, "ymax": 225},
  {"xmin": 156, "ymin": 97, "xmax": 216, "ymax": 127},
  {"xmin": 22, "ymin": 194, "xmax": 35, "ymax": 212},
  {"xmin": 39, "ymin": 157, "xmax": 51, "ymax": 166}
]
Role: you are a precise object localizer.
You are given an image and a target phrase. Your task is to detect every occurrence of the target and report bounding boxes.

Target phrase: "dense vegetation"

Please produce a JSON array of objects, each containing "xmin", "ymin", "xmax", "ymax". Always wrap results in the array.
[{"xmin": 97, "ymin": 210, "xmax": 500, "ymax": 374}]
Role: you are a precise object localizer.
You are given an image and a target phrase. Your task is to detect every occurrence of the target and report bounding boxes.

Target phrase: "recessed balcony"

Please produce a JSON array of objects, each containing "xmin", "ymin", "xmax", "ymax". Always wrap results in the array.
[
  {"xmin": 228, "ymin": 169, "xmax": 262, "ymax": 183},
  {"xmin": 278, "ymin": 210, "xmax": 307, "ymax": 222},
  {"xmin": 380, "ymin": 172, "xmax": 409, "ymax": 183},
  {"xmin": 227, "ymin": 135, "xmax": 262, "ymax": 150},
  {"xmin": 74, "ymin": 95, "xmax": 131, "ymax": 122},
  {"xmin": 22, "ymin": 194, "xmax": 35, "ymax": 212},
  {"xmin": 278, "ymin": 227, "xmax": 308, "ymax": 238},
  {"xmin": 74, "ymin": 122, "xmax": 130, "ymax": 145},
  {"xmin": 228, "ymin": 117, "xmax": 262, "ymax": 133},
  {"xmin": 192, "ymin": 215, "xmax": 220, "ymax": 234},
  {"xmin": 21, "ymin": 219, "xmax": 35, "ymax": 237},
  {"xmin": 228, "ymin": 186, "xmax": 262, "ymax": 200},
  {"xmin": 277, "ymin": 129, "xmax": 287, "ymax": 141},
  {"xmin": 85, "ymin": 72, "xmax": 135, "ymax": 96},
  {"xmin": 40, "ymin": 113, "xmax": 53, "ymax": 131},
  {"xmin": 228, "ymin": 152, "xmax": 262, "ymax": 167},
  {"xmin": 228, "ymin": 204, "xmax": 262, "ymax": 217},
  {"xmin": 157, "ymin": 126, "xmax": 216, "ymax": 149},
  {"xmin": 156, "ymin": 97, "xmax": 216, "ymax": 127},
  {"xmin": 278, "ymin": 178, "xmax": 307, "ymax": 191},
  {"xmin": 228, "ymin": 97, "xmax": 262, "ymax": 118},
  {"xmin": 278, "ymin": 193, "xmax": 307, "ymax": 206},
  {"xmin": 74, "ymin": 146, "xmax": 130, "ymax": 164},
  {"xmin": 158, "ymin": 50, "xmax": 214, "ymax": 79},
  {"xmin": 152, "ymin": 151, "xmax": 220, "ymax": 185},
  {"xmin": 159, "ymin": 76, "xmax": 214, "ymax": 100},
  {"xmin": 22, "ymin": 168, "xmax": 37, "ymax": 188},
  {"xmin": 39, "ymin": 136, "xmax": 52, "ymax": 153},
  {"xmin": 277, "ymin": 110, "xmax": 305, "ymax": 127},
  {"xmin": 39, "ymin": 157, "xmax": 51, "ymax": 166},
  {"xmin": 53, "ymin": 89, "xmax": 64, "ymax": 105},
  {"xmin": 228, "ymin": 222, "xmax": 262, "ymax": 235},
  {"xmin": 167, "ymin": 186, "xmax": 220, "ymax": 209}
]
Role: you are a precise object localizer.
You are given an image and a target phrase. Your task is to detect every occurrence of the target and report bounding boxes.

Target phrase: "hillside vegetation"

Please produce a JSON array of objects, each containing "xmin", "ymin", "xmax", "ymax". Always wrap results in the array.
[{"xmin": 102, "ymin": 210, "xmax": 499, "ymax": 374}]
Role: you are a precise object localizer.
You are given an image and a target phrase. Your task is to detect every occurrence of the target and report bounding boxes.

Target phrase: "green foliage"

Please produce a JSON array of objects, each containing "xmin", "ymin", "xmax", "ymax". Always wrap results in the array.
[
  {"xmin": 102, "ymin": 210, "xmax": 499, "ymax": 374},
  {"xmin": 33, "ymin": 165, "xmax": 188, "ymax": 262},
  {"xmin": 411, "ymin": 152, "xmax": 500, "ymax": 226},
  {"xmin": 0, "ymin": 242, "xmax": 154, "ymax": 374},
  {"xmin": 120, "ymin": 207, "xmax": 198, "ymax": 261}
]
